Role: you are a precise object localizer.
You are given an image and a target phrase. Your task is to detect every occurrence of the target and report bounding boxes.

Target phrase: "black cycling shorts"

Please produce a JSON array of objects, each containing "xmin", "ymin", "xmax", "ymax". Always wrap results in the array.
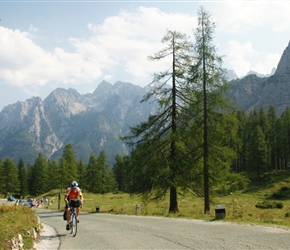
[{"xmin": 68, "ymin": 199, "xmax": 81, "ymax": 208}]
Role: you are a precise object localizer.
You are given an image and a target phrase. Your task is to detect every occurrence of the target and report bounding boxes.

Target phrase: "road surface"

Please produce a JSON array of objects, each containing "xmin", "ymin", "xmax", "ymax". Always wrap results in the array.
[{"xmin": 34, "ymin": 209, "xmax": 290, "ymax": 249}]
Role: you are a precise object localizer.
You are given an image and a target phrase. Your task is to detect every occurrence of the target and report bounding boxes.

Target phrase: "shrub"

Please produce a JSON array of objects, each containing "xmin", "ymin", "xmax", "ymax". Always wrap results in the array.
[{"xmin": 255, "ymin": 201, "xmax": 284, "ymax": 209}]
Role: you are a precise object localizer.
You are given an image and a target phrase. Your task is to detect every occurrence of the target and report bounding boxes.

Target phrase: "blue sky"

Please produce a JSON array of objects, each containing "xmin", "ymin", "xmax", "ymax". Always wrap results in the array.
[{"xmin": 0, "ymin": 0, "xmax": 290, "ymax": 111}]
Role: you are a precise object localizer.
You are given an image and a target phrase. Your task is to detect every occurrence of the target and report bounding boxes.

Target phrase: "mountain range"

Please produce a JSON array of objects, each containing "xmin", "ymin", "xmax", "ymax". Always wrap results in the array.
[
  {"xmin": 1, "ymin": 41, "xmax": 290, "ymax": 165},
  {"xmin": 0, "ymin": 81, "xmax": 156, "ymax": 165}
]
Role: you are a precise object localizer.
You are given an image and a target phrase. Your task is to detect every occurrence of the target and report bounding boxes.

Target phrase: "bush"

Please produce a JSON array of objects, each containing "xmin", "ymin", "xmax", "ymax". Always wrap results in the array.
[{"xmin": 255, "ymin": 201, "xmax": 284, "ymax": 209}]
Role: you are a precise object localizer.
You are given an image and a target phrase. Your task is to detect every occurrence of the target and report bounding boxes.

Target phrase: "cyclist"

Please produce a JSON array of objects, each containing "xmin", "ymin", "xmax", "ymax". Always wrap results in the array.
[{"xmin": 64, "ymin": 181, "xmax": 84, "ymax": 230}]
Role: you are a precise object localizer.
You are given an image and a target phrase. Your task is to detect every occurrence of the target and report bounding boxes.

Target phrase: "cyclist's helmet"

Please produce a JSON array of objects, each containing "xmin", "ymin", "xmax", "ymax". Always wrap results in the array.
[{"xmin": 71, "ymin": 181, "xmax": 78, "ymax": 188}]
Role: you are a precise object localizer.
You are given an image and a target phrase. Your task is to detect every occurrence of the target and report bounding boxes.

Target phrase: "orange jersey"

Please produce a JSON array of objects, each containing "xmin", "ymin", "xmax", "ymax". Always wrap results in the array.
[{"xmin": 65, "ymin": 187, "xmax": 82, "ymax": 200}]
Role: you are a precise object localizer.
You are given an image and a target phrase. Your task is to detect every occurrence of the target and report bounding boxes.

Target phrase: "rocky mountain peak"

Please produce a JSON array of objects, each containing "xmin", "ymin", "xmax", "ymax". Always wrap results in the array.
[
  {"xmin": 275, "ymin": 41, "xmax": 290, "ymax": 75},
  {"xmin": 44, "ymin": 87, "xmax": 87, "ymax": 116},
  {"xmin": 93, "ymin": 80, "xmax": 112, "ymax": 96}
]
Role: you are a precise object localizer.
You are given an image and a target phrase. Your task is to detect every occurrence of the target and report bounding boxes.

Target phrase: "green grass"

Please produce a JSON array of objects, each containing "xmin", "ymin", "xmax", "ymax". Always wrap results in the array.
[
  {"xmin": 0, "ymin": 205, "xmax": 41, "ymax": 250},
  {"xmin": 38, "ymin": 171, "xmax": 290, "ymax": 227},
  {"xmin": 2, "ymin": 170, "xmax": 290, "ymax": 249}
]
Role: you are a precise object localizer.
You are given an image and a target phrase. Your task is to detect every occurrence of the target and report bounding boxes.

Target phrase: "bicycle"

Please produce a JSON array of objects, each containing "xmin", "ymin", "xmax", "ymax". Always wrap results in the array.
[{"xmin": 68, "ymin": 206, "xmax": 78, "ymax": 237}]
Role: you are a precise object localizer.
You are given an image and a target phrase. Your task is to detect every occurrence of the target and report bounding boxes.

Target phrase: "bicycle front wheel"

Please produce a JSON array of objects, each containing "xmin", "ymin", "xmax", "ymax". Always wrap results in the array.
[{"xmin": 70, "ymin": 212, "xmax": 78, "ymax": 237}]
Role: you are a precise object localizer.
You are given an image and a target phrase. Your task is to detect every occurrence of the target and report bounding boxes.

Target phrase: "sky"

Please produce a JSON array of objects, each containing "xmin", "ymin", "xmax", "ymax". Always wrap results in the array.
[{"xmin": 0, "ymin": 0, "xmax": 290, "ymax": 111}]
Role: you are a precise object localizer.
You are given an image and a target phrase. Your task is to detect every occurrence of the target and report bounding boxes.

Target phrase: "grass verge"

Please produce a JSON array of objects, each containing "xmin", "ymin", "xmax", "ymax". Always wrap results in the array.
[
  {"xmin": 38, "ymin": 171, "xmax": 290, "ymax": 228},
  {"xmin": 0, "ymin": 205, "xmax": 40, "ymax": 250}
]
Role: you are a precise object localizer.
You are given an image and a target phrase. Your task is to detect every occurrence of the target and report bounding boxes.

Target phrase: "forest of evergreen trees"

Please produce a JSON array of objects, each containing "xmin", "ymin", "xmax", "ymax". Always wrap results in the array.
[
  {"xmin": 116, "ymin": 105, "xmax": 290, "ymax": 191},
  {"xmin": 0, "ymin": 105, "xmax": 289, "ymax": 200},
  {"xmin": 0, "ymin": 144, "xmax": 118, "ymax": 198}
]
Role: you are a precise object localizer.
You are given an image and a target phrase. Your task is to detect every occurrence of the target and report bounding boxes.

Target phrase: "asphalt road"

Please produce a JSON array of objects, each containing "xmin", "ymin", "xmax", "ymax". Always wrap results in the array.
[{"xmin": 34, "ymin": 208, "xmax": 290, "ymax": 250}]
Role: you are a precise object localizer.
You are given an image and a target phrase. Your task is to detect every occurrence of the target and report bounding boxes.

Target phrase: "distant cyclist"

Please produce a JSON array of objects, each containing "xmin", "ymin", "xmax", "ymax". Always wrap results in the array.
[{"xmin": 64, "ymin": 181, "xmax": 84, "ymax": 230}]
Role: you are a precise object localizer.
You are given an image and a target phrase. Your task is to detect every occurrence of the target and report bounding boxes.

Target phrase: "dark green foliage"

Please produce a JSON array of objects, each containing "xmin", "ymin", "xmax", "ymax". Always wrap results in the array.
[
  {"xmin": 113, "ymin": 154, "xmax": 130, "ymax": 192},
  {"xmin": 218, "ymin": 172, "xmax": 250, "ymax": 194},
  {"xmin": 271, "ymin": 186, "xmax": 290, "ymax": 199},
  {"xmin": 86, "ymin": 153, "xmax": 101, "ymax": 193},
  {"xmin": 61, "ymin": 143, "xmax": 78, "ymax": 182},
  {"xmin": 46, "ymin": 160, "xmax": 60, "ymax": 191},
  {"xmin": 28, "ymin": 153, "xmax": 49, "ymax": 196},
  {"xmin": 77, "ymin": 159, "xmax": 88, "ymax": 190},
  {"xmin": 86, "ymin": 150, "xmax": 117, "ymax": 194},
  {"xmin": 255, "ymin": 201, "xmax": 284, "ymax": 209},
  {"xmin": 18, "ymin": 158, "xmax": 28, "ymax": 197},
  {"xmin": 0, "ymin": 158, "xmax": 19, "ymax": 197}
]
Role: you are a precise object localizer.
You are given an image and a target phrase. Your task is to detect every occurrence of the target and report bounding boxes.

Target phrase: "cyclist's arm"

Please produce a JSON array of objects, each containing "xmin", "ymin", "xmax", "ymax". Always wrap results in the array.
[
  {"xmin": 79, "ymin": 192, "xmax": 84, "ymax": 204},
  {"xmin": 64, "ymin": 194, "xmax": 69, "ymax": 204}
]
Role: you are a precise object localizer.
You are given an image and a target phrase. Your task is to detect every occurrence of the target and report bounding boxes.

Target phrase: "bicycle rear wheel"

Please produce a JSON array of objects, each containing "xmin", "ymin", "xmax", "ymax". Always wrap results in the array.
[{"xmin": 70, "ymin": 212, "xmax": 78, "ymax": 237}]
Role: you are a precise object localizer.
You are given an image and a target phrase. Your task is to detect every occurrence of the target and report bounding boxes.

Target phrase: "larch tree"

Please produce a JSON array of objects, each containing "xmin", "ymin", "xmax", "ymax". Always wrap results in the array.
[
  {"xmin": 188, "ymin": 7, "xmax": 237, "ymax": 214},
  {"xmin": 122, "ymin": 30, "xmax": 193, "ymax": 213}
]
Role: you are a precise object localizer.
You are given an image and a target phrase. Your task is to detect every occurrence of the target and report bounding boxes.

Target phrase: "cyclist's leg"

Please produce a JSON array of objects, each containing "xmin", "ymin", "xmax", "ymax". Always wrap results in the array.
[
  {"xmin": 65, "ymin": 204, "xmax": 71, "ymax": 230},
  {"xmin": 66, "ymin": 207, "xmax": 71, "ymax": 222},
  {"xmin": 76, "ymin": 207, "xmax": 80, "ymax": 221}
]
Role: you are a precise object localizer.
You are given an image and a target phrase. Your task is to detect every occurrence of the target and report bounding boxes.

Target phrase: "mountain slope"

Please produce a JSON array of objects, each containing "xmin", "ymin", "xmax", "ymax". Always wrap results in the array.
[
  {"xmin": 0, "ymin": 81, "xmax": 155, "ymax": 165},
  {"xmin": 228, "ymin": 41, "xmax": 290, "ymax": 115}
]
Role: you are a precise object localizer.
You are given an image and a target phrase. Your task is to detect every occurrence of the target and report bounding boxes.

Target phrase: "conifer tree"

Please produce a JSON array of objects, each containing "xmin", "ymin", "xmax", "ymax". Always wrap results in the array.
[
  {"xmin": 267, "ymin": 105, "xmax": 279, "ymax": 170},
  {"xmin": 0, "ymin": 158, "xmax": 19, "ymax": 197},
  {"xmin": 233, "ymin": 110, "xmax": 248, "ymax": 172},
  {"xmin": 246, "ymin": 125, "xmax": 267, "ymax": 177},
  {"xmin": 280, "ymin": 107, "xmax": 290, "ymax": 169},
  {"xmin": 98, "ymin": 150, "xmax": 115, "ymax": 194},
  {"xmin": 62, "ymin": 143, "xmax": 78, "ymax": 180},
  {"xmin": 188, "ymin": 7, "xmax": 238, "ymax": 213},
  {"xmin": 29, "ymin": 153, "xmax": 48, "ymax": 195},
  {"xmin": 86, "ymin": 153, "xmax": 101, "ymax": 193},
  {"xmin": 113, "ymin": 154, "xmax": 130, "ymax": 192},
  {"xmin": 122, "ymin": 30, "xmax": 192, "ymax": 213},
  {"xmin": 18, "ymin": 158, "xmax": 28, "ymax": 198},
  {"xmin": 77, "ymin": 159, "xmax": 87, "ymax": 190},
  {"xmin": 47, "ymin": 160, "xmax": 60, "ymax": 191},
  {"xmin": 59, "ymin": 143, "xmax": 78, "ymax": 191}
]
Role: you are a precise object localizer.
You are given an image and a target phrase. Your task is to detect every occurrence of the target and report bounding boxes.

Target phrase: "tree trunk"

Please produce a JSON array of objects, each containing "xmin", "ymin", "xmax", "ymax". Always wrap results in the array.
[{"xmin": 169, "ymin": 186, "xmax": 179, "ymax": 213}]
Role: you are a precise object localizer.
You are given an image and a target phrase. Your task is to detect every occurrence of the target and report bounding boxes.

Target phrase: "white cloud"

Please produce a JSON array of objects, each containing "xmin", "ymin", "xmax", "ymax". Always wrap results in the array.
[
  {"xmin": 0, "ymin": 6, "xmax": 197, "ymax": 92},
  {"xmin": 0, "ymin": 27, "xmax": 102, "ymax": 88},
  {"xmin": 211, "ymin": 1, "xmax": 290, "ymax": 34},
  {"xmin": 71, "ymin": 6, "xmax": 196, "ymax": 85},
  {"xmin": 227, "ymin": 40, "xmax": 281, "ymax": 77},
  {"xmin": 0, "ymin": 2, "xmax": 289, "ymax": 100},
  {"xmin": 227, "ymin": 41, "xmax": 256, "ymax": 76},
  {"xmin": 253, "ymin": 53, "xmax": 281, "ymax": 75}
]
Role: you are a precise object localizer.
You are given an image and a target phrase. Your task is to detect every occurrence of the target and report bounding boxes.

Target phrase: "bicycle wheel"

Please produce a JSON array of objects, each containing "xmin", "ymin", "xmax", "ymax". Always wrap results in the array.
[{"xmin": 70, "ymin": 212, "xmax": 78, "ymax": 237}]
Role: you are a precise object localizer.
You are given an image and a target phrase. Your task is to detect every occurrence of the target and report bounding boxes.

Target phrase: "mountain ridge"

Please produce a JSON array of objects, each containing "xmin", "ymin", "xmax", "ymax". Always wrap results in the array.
[
  {"xmin": 228, "ymin": 41, "xmax": 290, "ymax": 115},
  {"xmin": 0, "ymin": 81, "xmax": 155, "ymax": 165},
  {"xmin": 1, "ymin": 41, "xmax": 290, "ymax": 165}
]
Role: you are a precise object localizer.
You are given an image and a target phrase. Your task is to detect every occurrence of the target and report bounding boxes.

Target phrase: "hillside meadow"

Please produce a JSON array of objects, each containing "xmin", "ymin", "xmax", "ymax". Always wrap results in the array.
[
  {"xmin": 2, "ymin": 171, "xmax": 290, "ymax": 248},
  {"xmin": 33, "ymin": 171, "xmax": 290, "ymax": 226}
]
